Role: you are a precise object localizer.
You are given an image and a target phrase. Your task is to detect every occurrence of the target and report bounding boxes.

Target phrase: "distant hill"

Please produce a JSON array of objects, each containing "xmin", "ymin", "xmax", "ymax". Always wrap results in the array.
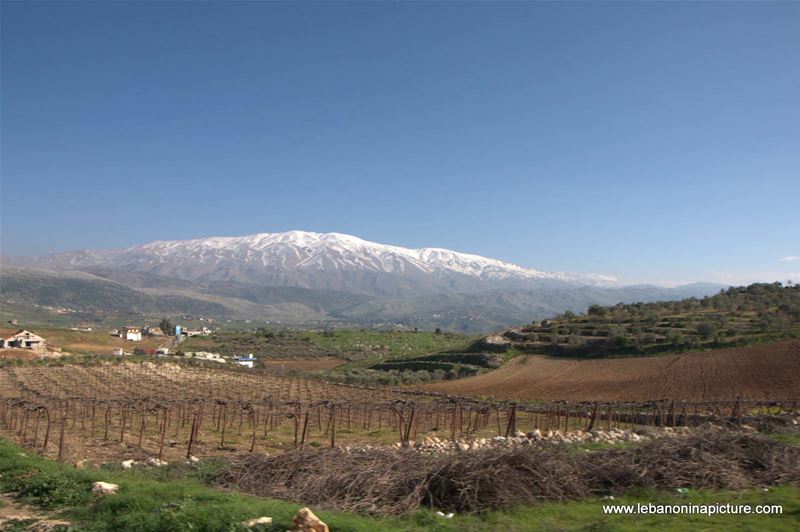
[
  {"xmin": 486, "ymin": 282, "xmax": 800, "ymax": 356},
  {"xmin": 0, "ymin": 267, "xmax": 368, "ymax": 325}
]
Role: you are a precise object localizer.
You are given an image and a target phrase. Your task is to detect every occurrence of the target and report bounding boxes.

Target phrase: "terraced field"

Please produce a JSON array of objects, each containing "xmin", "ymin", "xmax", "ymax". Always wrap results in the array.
[{"xmin": 427, "ymin": 340, "xmax": 800, "ymax": 401}]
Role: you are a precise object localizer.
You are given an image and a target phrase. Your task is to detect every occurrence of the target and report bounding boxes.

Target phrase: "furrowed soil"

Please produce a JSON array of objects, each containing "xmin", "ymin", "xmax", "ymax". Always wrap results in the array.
[{"xmin": 427, "ymin": 340, "xmax": 800, "ymax": 401}]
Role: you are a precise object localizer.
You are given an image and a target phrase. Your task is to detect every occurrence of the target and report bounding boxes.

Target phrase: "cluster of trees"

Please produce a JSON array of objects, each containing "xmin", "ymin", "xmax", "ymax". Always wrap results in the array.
[
  {"xmin": 327, "ymin": 366, "xmax": 473, "ymax": 386},
  {"xmin": 578, "ymin": 282, "xmax": 800, "ymax": 322},
  {"xmin": 520, "ymin": 283, "xmax": 800, "ymax": 357}
]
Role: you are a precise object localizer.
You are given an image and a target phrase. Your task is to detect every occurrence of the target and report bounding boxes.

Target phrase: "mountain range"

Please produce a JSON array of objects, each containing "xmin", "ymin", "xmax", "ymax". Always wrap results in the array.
[{"xmin": 0, "ymin": 231, "xmax": 724, "ymax": 331}]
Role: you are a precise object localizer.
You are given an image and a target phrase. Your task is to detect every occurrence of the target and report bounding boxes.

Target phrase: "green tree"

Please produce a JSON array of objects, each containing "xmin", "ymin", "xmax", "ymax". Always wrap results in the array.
[
  {"xmin": 588, "ymin": 305, "xmax": 607, "ymax": 317},
  {"xmin": 159, "ymin": 318, "xmax": 175, "ymax": 336},
  {"xmin": 696, "ymin": 322, "xmax": 716, "ymax": 339}
]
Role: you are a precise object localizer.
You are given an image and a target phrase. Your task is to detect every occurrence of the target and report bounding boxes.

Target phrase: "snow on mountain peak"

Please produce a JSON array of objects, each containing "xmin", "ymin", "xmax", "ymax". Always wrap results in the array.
[{"xmin": 124, "ymin": 230, "xmax": 617, "ymax": 286}]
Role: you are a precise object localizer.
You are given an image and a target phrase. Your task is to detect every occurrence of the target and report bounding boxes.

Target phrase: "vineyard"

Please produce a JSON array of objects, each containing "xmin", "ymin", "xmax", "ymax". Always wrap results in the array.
[{"xmin": 1, "ymin": 360, "xmax": 798, "ymax": 464}]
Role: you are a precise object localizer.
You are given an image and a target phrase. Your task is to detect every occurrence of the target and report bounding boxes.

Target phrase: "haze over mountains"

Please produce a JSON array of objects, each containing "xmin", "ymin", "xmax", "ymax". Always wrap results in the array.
[{"xmin": 1, "ymin": 231, "xmax": 724, "ymax": 331}]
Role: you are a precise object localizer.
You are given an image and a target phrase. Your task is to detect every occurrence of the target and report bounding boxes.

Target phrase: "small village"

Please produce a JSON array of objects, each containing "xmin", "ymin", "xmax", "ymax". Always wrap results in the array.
[{"xmin": 0, "ymin": 320, "xmax": 258, "ymax": 368}]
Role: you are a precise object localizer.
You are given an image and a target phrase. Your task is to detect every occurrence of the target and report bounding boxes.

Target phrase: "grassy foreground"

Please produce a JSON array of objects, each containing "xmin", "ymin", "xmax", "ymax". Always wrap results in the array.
[{"xmin": 1, "ymin": 438, "xmax": 798, "ymax": 531}]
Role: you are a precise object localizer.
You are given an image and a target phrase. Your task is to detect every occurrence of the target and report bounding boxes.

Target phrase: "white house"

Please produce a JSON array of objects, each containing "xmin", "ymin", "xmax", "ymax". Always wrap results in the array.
[
  {"xmin": 121, "ymin": 326, "xmax": 142, "ymax": 342},
  {"xmin": 0, "ymin": 330, "xmax": 47, "ymax": 353},
  {"xmin": 235, "ymin": 355, "xmax": 257, "ymax": 369},
  {"xmin": 182, "ymin": 327, "xmax": 211, "ymax": 337}
]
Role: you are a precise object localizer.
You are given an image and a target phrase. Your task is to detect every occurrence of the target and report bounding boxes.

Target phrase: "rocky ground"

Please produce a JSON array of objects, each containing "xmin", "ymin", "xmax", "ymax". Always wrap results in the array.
[
  {"xmin": 340, "ymin": 422, "xmax": 796, "ymax": 455},
  {"xmin": 366, "ymin": 426, "xmax": 690, "ymax": 454},
  {"xmin": 0, "ymin": 493, "xmax": 71, "ymax": 531}
]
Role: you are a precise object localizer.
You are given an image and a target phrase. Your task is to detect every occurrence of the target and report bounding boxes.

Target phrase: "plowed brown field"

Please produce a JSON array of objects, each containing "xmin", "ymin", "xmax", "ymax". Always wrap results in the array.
[{"xmin": 427, "ymin": 340, "xmax": 800, "ymax": 401}]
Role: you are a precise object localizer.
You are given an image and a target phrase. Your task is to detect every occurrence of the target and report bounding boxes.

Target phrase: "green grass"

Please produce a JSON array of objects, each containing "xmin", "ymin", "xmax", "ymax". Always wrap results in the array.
[
  {"xmin": 2, "ymin": 438, "xmax": 799, "ymax": 531},
  {"xmin": 464, "ymin": 487, "xmax": 800, "ymax": 531},
  {"xmin": 0, "ymin": 439, "xmax": 391, "ymax": 531},
  {"xmin": 768, "ymin": 432, "xmax": 800, "ymax": 446},
  {"xmin": 309, "ymin": 330, "xmax": 477, "ymax": 367},
  {"xmin": 179, "ymin": 329, "xmax": 477, "ymax": 366}
]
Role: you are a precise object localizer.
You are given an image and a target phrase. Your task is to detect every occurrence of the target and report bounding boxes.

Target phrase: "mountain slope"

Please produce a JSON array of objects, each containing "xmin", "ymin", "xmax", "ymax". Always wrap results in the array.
[
  {"xmin": 0, "ymin": 267, "xmax": 365, "ymax": 324},
  {"xmin": 332, "ymin": 284, "xmax": 726, "ymax": 332},
  {"xmin": 0, "ymin": 267, "xmax": 232, "ymax": 317},
  {"xmin": 0, "ymin": 265, "xmax": 723, "ymax": 331}
]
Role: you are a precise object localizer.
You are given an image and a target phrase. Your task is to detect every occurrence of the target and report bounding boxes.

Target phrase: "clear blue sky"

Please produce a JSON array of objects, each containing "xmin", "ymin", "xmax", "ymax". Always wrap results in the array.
[{"xmin": 2, "ymin": 1, "xmax": 798, "ymax": 285}]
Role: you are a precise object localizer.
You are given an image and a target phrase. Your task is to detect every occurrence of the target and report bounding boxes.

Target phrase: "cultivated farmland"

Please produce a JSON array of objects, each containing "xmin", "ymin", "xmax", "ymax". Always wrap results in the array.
[
  {"xmin": 428, "ymin": 340, "xmax": 800, "ymax": 401},
  {"xmin": 2, "ymin": 358, "xmax": 798, "ymax": 466}
]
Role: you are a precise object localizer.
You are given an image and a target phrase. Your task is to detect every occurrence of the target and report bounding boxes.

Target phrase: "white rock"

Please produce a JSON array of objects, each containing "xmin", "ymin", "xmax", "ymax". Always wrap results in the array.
[
  {"xmin": 121, "ymin": 459, "xmax": 135, "ymax": 469},
  {"xmin": 92, "ymin": 481, "xmax": 119, "ymax": 495},
  {"xmin": 243, "ymin": 516, "xmax": 273, "ymax": 527}
]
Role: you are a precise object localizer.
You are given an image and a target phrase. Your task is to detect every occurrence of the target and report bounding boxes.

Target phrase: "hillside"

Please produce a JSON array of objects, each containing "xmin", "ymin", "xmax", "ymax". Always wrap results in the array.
[
  {"xmin": 0, "ymin": 266, "xmax": 723, "ymax": 332},
  {"xmin": 0, "ymin": 268, "xmax": 232, "ymax": 318},
  {"xmin": 0, "ymin": 267, "xmax": 373, "ymax": 327},
  {"xmin": 486, "ymin": 282, "xmax": 800, "ymax": 357},
  {"xmin": 333, "ymin": 284, "xmax": 726, "ymax": 332}
]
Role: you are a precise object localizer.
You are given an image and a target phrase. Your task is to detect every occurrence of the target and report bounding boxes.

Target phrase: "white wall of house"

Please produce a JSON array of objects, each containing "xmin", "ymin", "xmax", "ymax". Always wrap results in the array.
[
  {"xmin": 124, "ymin": 330, "xmax": 142, "ymax": 341},
  {"xmin": 2, "ymin": 330, "xmax": 47, "ymax": 352}
]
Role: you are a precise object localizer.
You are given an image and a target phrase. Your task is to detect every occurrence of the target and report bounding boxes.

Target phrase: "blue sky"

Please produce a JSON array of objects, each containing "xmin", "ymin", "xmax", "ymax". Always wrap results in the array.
[{"xmin": 1, "ymin": 1, "xmax": 798, "ymax": 285}]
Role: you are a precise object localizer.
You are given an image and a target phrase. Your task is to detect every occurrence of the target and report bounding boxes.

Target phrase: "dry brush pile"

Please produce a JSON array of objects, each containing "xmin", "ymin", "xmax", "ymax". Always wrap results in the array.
[{"xmin": 218, "ymin": 429, "xmax": 800, "ymax": 516}]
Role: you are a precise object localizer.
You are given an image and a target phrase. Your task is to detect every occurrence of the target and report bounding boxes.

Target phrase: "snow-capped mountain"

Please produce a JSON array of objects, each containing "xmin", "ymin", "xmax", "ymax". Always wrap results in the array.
[
  {"xmin": 8, "ymin": 230, "xmax": 617, "ymax": 296},
  {"xmin": 3, "ymin": 232, "xmax": 727, "ymax": 331}
]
